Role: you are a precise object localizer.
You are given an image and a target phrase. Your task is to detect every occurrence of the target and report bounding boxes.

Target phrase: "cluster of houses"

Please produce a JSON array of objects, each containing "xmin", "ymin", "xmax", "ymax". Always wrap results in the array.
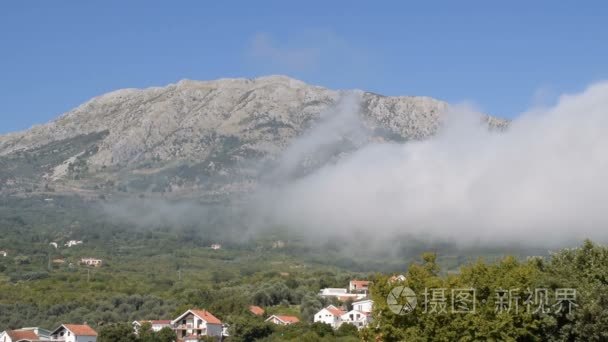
[
  {"xmin": 314, "ymin": 280, "xmax": 375, "ymax": 330},
  {"xmin": 1, "ymin": 240, "xmax": 102, "ymax": 269},
  {"xmin": 246, "ymin": 306, "xmax": 300, "ymax": 326},
  {"xmin": 0, "ymin": 324, "xmax": 97, "ymax": 342},
  {"xmin": 1, "ymin": 309, "xmax": 226, "ymax": 342},
  {"xmin": 1, "ymin": 279, "xmax": 382, "ymax": 341},
  {"xmin": 314, "ymin": 299, "xmax": 374, "ymax": 329},
  {"xmin": 2, "ymin": 307, "xmax": 294, "ymax": 342}
]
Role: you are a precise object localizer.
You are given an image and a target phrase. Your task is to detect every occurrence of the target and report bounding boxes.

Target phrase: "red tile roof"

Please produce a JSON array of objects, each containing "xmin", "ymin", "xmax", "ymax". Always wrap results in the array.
[
  {"xmin": 249, "ymin": 305, "xmax": 265, "ymax": 316},
  {"xmin": 326, "ymin": 306, "xmax": 346, "ymax": 317},
  {"xmin": 7, "ymin": 329, "xmax": 39, "ymax": 340},
  {"xmin": 64, "ymin": 324, "xmax": 98, "ymax": 336},
  {"xmin": 191, "ymin": 309, "xmax": 222, "ymax": 325},
  {"xmin": 275, "ymin": 315, "xmax": 300, "ymax": 324},
  {"xmin": 350, "ymin": 280, "xmax": 371, "ymax": 287}
]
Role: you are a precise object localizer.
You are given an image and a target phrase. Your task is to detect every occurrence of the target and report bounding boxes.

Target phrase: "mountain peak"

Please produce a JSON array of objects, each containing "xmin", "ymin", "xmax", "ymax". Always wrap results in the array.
[{"xmin": 0, "ymin": 76, "xmax": 506, "ymax": 198}]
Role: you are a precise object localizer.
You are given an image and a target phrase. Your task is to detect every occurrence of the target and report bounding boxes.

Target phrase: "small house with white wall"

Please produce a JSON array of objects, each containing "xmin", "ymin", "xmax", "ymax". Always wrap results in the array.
[
  {"xmin": 314, "ymin": 305, "xmax": 345, "ymax": 328},
  {"xmin": 319, "ymin": 288, "xmax": 348, "ymax": 296},
  {"xmin": 265, "ymin": 315, "xmax": 300, "ymax": 326},
  {"xmin": 340, "ymin": 310, "xmax": 372, "ymax": 329},
  {"xmin": 50, "ymin": 324, "xmax": 97, "ymax": 342},
  {"xmin": 132, "ymin": 320, "xmax": 171, "ymax": 334},
  {"xmin": 1, "ymin": 327, "xmax": 51, "ymax": 342},
  {"xmin": 171, "ymin": 309, "xmax": 223, "ymax": 339},
  {"xmin": 319, "ymin": 288, "xmax": 366, "ymax": 300},
  {"xmin": 352, "ymin": 299, "xmax": 373, "ymax": 314}
]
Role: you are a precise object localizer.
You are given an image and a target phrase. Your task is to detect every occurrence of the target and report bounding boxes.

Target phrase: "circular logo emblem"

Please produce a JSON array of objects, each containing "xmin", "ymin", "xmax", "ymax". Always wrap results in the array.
[{"xmin": 387, "ymin": 286, "xmax": 417, "ymax": 315}]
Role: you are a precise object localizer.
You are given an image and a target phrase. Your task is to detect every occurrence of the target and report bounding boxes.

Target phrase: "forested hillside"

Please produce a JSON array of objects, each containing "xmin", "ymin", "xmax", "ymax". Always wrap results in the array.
[{"xmin": 1, "ymin": 194, "xmax": 605, "ymax": 341}]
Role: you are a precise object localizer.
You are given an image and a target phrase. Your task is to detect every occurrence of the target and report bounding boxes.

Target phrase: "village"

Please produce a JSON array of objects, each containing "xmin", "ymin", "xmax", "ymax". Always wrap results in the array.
[{"xmin": 0, "ymin": 278, "xmax": 388, "ymax": 342}]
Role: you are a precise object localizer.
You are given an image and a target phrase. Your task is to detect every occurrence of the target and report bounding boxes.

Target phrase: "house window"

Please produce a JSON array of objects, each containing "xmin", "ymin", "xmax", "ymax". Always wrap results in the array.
[{"xmin": 198, "ymin": 319, "xmax": 203, "ymax": 325}]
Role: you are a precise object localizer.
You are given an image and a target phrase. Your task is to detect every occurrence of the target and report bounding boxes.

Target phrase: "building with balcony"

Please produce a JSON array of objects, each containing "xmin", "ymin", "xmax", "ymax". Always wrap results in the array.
[{"xmin": 171, "ymin": 309, "xmax": 223, "ymax": 340}]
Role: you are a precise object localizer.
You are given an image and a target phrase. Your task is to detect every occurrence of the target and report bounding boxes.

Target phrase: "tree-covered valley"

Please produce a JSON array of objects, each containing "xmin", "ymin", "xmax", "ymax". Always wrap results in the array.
[{"xmin": 1, "ymin": 194, "xmax": 606, "ymax": 341}]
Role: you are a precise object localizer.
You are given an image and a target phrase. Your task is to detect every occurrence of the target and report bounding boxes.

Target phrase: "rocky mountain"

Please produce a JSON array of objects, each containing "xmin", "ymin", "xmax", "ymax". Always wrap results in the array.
[{"xmin": 0, "ymin": 75, "xmax": 507, "ymax": 199}]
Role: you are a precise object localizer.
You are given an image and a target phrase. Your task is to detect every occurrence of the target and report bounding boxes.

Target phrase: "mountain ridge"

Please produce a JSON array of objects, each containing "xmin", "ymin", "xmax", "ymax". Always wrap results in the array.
[{"xmin": 0, "ymin": 75, "xmax": 507, "ymax": 198}]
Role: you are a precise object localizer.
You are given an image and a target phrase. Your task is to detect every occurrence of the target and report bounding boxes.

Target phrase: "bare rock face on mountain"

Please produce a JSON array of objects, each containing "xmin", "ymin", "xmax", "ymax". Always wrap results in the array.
[{"xmin": 0, "ymin": 76, "xmax": 506, "ymax": 199}]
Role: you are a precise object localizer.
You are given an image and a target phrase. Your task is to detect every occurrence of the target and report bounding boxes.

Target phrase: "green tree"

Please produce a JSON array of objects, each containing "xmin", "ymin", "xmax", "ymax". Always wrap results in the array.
[
  {"xmin": 137, "ymin": 322, "xmax": 156, "ymax": 342},
  {"xmin": 229, "ymin": 316, "xmax": 274, "ymax": 342},
  {"xmin": 98, "ymin": 323, "xmax": 138, "ymax": 342},
  {"xmin": 364, "ymin": 252, "xmax": 544, "ymax": 341},
  {"xmin": 300, "ymin": 294, "xmax": 323, "ymax": 323},
  {"xmin": 336, "ymin": 323, "xmax": 359, "ymax": 337},
  {"xmin": 156, "ymin": 327, "xmax": 177, "ymax": 342}
]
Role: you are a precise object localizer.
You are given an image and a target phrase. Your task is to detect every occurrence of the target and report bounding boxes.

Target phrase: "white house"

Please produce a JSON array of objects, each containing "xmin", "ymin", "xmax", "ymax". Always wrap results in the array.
[
  {"xmin": 1, "ymin": 327, "xmax": 51, "ymax": 342},
  {"xmin": 0, "ymin": 251, "xmax": 7, "ymax": 257},
  {"xmin": 318, "ymin": 288, "xmax": 366, "ymax": 300},
  {"xmin": 352, "ymin": 299, "xmax": 374, "ymax": 314},
  {"xmin": 314, "ymin": 304, "xmax": 373, "ymax": 330},
  {"xmin": 65, "ymin": 241, "xmax": 83, "ymax": 248},
  {"xmin": 171, "ymin": 309, "xmax": 223, "ymax": 339},
  {"xmin": 339, "ymin": 310, "xmax": 372, "ymax": 329},
  {"xmin": 50, "ymin": 324, "xmax": 97, "ymax": 342},
  {"xmin": 80, "ymin": 258, "xmax": 102, "ymax": 267},
  {"xmin": 313, "ymin": 305, "xmax": 345, "ymax": 328},
  {"xmin": 132, "ymin": 320, "xmax": 171, "ymax": 333},
  {"xmin": 319, "ymin": 288, "xmax": 348, "ymax": 296},
  {"xmin": 49, "ymin": 242, "xmax": 58, "ymax": 249},
  {"xmin": 265, "ymin": 315, "xmax": 300, "ymax": 325},
  {"xmin": 210, "ymin": 244, "xmax": 222, "ymax": 250}
]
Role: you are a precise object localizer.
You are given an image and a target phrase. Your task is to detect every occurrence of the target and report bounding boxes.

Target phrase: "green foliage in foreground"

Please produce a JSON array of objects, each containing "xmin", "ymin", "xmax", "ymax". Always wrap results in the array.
[
  {"xmin": 364, "ymin": 240, "xmax": 608, "ymax": 342},
  {"xmin": 99, "ymin": 322, "xmax": 176, "ymax": 342},
  {"xmin": 227, "ymin": 318, "xmax": 360, "ymax": 342}
]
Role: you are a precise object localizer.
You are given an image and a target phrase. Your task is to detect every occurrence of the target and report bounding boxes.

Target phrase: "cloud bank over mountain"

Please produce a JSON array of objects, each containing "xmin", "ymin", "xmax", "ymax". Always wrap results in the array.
[{"xmin": 257, "ymin": 82, "xmax": 608, "ymax": 247}]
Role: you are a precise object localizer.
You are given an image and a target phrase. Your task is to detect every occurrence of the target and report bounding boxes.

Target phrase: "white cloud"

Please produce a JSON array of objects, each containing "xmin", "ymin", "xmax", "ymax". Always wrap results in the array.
[{"xmin": 255, "ymin": 82, "xmax": 608, "ymax": 247}]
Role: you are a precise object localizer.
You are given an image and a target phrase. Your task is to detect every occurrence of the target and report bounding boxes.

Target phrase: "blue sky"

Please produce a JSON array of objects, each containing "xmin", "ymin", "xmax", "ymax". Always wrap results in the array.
[{"xmin": 1, "ymin": 1, "xmax": 607, "ymax": 133}]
